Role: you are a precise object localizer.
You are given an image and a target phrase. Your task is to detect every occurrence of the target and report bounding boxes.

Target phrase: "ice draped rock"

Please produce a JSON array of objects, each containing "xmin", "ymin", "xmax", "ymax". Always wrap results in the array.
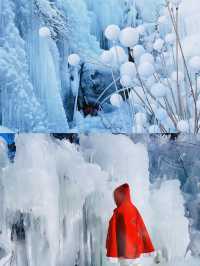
[
  {"xmin": 0, "ymin": 134, "xmax": 199, "ymax": 264},
  {"xmin": 80, "ymin": 64, "xmax": 119, "ymax": 107}
]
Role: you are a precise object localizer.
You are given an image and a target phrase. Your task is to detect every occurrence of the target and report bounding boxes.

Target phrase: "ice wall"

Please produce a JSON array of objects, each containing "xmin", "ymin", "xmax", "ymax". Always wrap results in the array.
[
  {"xmin": 136, "ymin": 0, "xmax": 164, "ymax": 22},
  {"xmin": 0, "ymin": 0, "xmax": 49, "ymax": 132},
  {"xmin": 1, "ymin": 0, "xmax": 200, "ymax": 132},
  {"xmin": 0, "ymin": 0, "xmax": 101, "ymax": 131},
  {"xmin": 84, "ymin": 0, "xmax": 124, "ymax": 48},
  {"xmin": 0, "ymin": 134, "xmax": 196, "ymax": 265},
  {"xmin": 3, "ymin": 135, "xmax": 60, "ymax": 266},
  {"xmin": 15, "ymin": 0, "xmax": 70, "ymax": 132}
]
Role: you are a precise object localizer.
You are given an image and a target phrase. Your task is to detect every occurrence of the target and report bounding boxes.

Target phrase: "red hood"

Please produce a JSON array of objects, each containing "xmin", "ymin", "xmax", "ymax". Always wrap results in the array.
[
  {"xmin": 107, "ymin": 183, "xmax": 155, "ymax": 258},
  {"xmin": 114, "ymin": 183, "xmax": 131, "ymax": 207}
]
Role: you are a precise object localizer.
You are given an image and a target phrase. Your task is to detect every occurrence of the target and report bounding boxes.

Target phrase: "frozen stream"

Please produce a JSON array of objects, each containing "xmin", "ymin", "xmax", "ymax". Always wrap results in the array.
[{"xmin": 0, "ymin": 134, "xmax": 199, "ymax": 265}]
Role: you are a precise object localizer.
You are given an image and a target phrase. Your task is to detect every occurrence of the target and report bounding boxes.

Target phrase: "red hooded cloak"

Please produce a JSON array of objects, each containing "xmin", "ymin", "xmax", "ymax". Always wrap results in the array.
[{"xmin": 106, "ymin": 183, "xmax": 155, "ymax": 259}]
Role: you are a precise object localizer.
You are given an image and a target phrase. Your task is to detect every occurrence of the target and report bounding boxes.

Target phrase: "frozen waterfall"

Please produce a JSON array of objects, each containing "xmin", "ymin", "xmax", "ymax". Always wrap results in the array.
[
  {"xmin": 1, "ymin": 0, "xmax": 200, "ymax": 132},
  {"xmin": 0, "ymin": 134, "xmax": 199, "ymax": 265}
]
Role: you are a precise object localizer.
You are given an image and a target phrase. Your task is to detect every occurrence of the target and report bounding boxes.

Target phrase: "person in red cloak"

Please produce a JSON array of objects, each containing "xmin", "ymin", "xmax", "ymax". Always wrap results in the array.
[{"xmin": 106, "ymin": 183, "xmax": 155, "ymax": 265}]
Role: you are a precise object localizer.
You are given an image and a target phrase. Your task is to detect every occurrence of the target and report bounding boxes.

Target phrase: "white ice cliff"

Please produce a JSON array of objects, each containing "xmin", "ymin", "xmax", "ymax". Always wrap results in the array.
[{"xmin": 0, "ymin": 134, "xmax": 199, "ymax": 265}]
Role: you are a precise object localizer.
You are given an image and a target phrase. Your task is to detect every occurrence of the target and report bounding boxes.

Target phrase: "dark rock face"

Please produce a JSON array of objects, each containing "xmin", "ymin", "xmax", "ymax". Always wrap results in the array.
[{"xmin": 79, "ymin": 64, "xmax": 119, "ymax": 109}]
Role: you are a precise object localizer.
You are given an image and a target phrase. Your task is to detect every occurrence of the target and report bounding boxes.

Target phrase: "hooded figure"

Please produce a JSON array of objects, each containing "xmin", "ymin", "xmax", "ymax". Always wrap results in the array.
[{"xmin": 106, "ymin": 183, "xmax": 155, "ymax": 261}]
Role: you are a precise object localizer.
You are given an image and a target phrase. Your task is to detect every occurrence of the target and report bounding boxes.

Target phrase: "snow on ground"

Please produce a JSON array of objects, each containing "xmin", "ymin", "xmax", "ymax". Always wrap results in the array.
[{"xmin": 0, "ymin": 134, "xmax": 199, "ymax": 265}]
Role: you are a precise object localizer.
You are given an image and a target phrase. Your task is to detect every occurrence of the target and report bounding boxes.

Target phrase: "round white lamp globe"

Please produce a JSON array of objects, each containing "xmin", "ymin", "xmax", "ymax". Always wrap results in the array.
[
  {"xmin": 120, "ymin": 75, "xmax": 133, "ymax": 87},
  {"xmin": 39, "ymin": 26, "xmax": 51, "ymax": 38},
  {"xmin": 120, "ymin": 62, "xmax": 136, "ymax": 78},
  {"xmin": 119, "ymin": 27, "xmax": 139, "ymax": 47},
  {"xmin": 138, "ymin": 62, "xmax": 155, "ymax": 78},
  {"xmin": 68, "ymin": 54, "xmax": 81, "ymax": 66},
  {"xmin": 110, "ymin": 46, "xmax": 128, "ymax": 65},
  {"xmin": 151, "ymin": 82, "xmax": 168, "ymax": 98},
  {"xmin": 100, "ymin": 50, "xmax": 113, "ymax": 64},
  {"xmin": 165, "ymin": 33, "xmax": 176, "ymax": 45},
  {"xmin": 105, "ymin": 24, "xmax": 120, "ymax": 41},
  {"xmin": 132, "ymin": 45, "xmax": 145, "ymax": 60},
  {"xmin": 139, "ymin": 53, "xmax": 154, "ymax": 64},
  {"xmin": 110, "ymin": 93, "xmax": 123, "ymax": 107}
]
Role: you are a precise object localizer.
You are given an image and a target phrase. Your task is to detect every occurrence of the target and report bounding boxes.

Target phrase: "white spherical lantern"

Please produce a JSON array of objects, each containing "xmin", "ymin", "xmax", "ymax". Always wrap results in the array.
[
  {"xmin": 39, "ymin": 27, "xmax": 51, "ymax": 38},
  {"xmin": 110, "ymin": 93, "xmax": 123, "ymax": 107},
  {"xmin": 105, "ymin": 24, "xmax": 120, "ymax": 41},
  {"xmin": 100, "ymin": 50, "xmax": 113, "ymax": 64},
  {"xmin": 189, "ymin": 56, "xmax": 200, "ymax": 72},
  {"xmin": 68, "ymin": 54, "xmax": 81, "ymax": 66},
  {"xmin": 153, "ymin": 38, "xmax": 164, "ymax": 52},
  {"xmin": 110, "ymin": 46, "xmax": 128, "ymax": 65},
  {"xmin": 149, "ymin": 124, "xmax": 160, "ymax": 133},
  {"xmin": 139, "ymin": 53, "xmax": 154, "ymax": 64},
  {"xmin": 120, "ymin": 75, "xmax": 133, "ymax": 87},
  {"xmin": 132, "ymin": 45, "xmax": 145, "ymax": 60},
  {"xmin": 136, "ymin": 25, "xmax": 146, "ymax": 35},
  {"xmin": 119, "ymin": 27, "xmax": 139, "ymax": 47},
  {"xmin": 138, "ymin": 62, "xmax": 155, "ymax": 78},
  {"xmin": 177, "ymin": 120, "xmax": 189, "ymax": 132},
  {"xmin": 171, "ymin": 71, "xmax": 184, "ymax": 82},
  {"xmin": 120, "ymin": 62, "xmax": 136, "ymax": 78},
  {"xmin": 135, "ymin": 112, "xmax": 147, "ymax": 125},
  {"xmin": 165, "ymin": 33, "xmax": 176, "ymax": 45},
  {"xmin": 151, "ymin": 82, "xmax": 168, "ymax": 98}
]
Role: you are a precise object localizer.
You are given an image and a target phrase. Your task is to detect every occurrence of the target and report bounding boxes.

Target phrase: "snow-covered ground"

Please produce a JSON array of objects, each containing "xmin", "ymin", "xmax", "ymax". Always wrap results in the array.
[{"xmin": 0, "ymin": 134, "xmax": 199, "ymax": 265}]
